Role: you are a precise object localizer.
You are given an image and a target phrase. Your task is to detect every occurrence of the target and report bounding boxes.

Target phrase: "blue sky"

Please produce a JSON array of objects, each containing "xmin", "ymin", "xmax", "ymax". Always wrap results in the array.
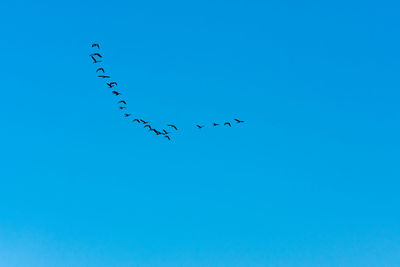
[{"xmin": 0, "ymin": 0, "xmax": 399, "ymax": 266}]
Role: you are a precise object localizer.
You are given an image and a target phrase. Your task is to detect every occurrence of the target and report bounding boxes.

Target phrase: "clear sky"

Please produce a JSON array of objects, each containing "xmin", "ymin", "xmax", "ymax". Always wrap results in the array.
[{"xmin": 1, "ymin": 0, "xmax": 399, "ymax": 266}]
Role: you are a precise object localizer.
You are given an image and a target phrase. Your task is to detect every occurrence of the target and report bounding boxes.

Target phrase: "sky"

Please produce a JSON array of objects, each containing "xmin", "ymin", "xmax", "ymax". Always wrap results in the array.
[{"xmin": 0, "ymin": 0, "xmax": 400, "ymax": 266}]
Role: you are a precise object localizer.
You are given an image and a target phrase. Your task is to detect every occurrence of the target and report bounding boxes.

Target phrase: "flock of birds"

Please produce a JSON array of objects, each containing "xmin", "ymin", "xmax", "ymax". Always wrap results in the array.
[{"xmin": 90, "ymin": 43, "xmax": 245, "ymax": 141}]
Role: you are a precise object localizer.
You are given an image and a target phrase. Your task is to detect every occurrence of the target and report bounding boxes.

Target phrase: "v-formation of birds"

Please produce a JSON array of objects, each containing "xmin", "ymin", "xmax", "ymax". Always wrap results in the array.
[{"xmin": 90, "ymin": 43, "xmax": 245, "ymax": 141}]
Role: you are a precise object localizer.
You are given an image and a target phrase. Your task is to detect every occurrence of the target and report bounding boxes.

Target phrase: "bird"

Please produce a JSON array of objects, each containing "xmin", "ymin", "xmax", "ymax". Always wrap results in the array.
[
  {"xmin": 107, "ymin": 82, "xmax": 117, "ymax": 88},
  {"xmin": 144, "ymin": 125, "xmax": 152, "ymax": 130},
  {"xmin": 96, "ymin": 68, "xmax": 105, "ymax": 73},
  {"xmin": 167, "ymin": 124, "xmax": 177, "ymax": 130},
  {"xmin": 151, "ymin": 129, "xmax": 161, "ymax": 135},
  {"xmin": 132, "ymin": 118, "xmax": 140, "ymax": 123},
  {"xmin": 119, "ymin": 107, "xmax": 126, "ymax": 109},
  {"xmin": 213, "ymin": 123, "xmax": 219, "ymax": 126},
  {"xmin": 118, "ymin": 100, "xmax": 127, "ymax": 104},
  {"xmin": 162, "ymin": 129, "xmax": 169, "ymax": 135},
  {"xmin": 224, "ymin": 122, "xmax": 231, "ymax": 127},
  {"xmin": 234, "ymin": 119, "xmax": 245, "ymax": 123},
  {"xmin": 91, "ymin": 43, "xmax": 100, "ymax": 49},
  {"xmin": 164, "ymin": 135, "xmax": 171, "ymax": 141},
  {"xmin": 90, "ymin": 55, "xmax": 102, "ymax": 63},
  {"xmin": 140, "ymin": 119, "xmax": 149, "ymax": 124},
  {"xmin": 97, "ymin": 75, "xmax": 110, "ymax": 78},
  {"xmin": 124, "ymin": 113, "xmax": 131, "ymax": 117},
  {"xmin": 112, "ymin": 91, "xmax": 120, "ymax": 96},
  {"xmin": 196, "ymin": 125, "xmax": 204, "ymax": 129},
  {"xmin": 90, "ymin": 53, "xmax": 102, "ymax": 58}
]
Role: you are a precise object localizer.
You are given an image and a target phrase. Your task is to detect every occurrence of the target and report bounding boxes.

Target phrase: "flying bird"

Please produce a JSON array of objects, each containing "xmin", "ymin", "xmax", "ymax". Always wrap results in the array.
[
  {"xmin": 119, "ymin": 107, "xmax": 126, "ymax": 109},
  {"xmin": 151, "ymin": 129, "xmax": 161, "ymax": 135},
  {"xmin": 164, "ymin": 135, "xmax": 171, "ymax": 141},
  {"xmin": 196, "ymin": 125, "xmax": 204, "ymax": 129},
  {"xmin": 97, "ymin": 75, "xmax": 110, "ymax": 78},
  {"xmin": 124, "ymin": 113, "xmax": 131, "ymax": 117},
  {"xmin": 167, "ymin": 124, "xmax": 177, "ymax": 130},
  {"xmin": 224, "ymin": 122, "xmax": 231, "ymax": 127},
  {"xmin": 107, "ymin": 82, "xmax": 117, "ymax": 88},
  {"xmin": 132, "ymin": 118, "xmax": 140, "ymax": 123},
  {"xmin": 96, "ymin": 68, "xmax": 105, "ymax": 73},
  {"xmin": 140, "ymin": 119, "xmax": 149, "ymax": 124},
  {"xmin": 234, "ymin": 119, "xmax": 245, "ymax": 123},
  {"xmin": 90, "ymin": 53, "xmax": 102, "ymax": 58},
  {"xmin": 144, "ymin": 125, "xmax": 152, "ymax": 130},
  {"xmin": 90, "ymin": 55, "xmax": 102, "ymax": 63},
  {"xmin": 118, "ymin": 100, "xmax": 127, "ymax": 104},
  {"xmin": 112, "ymin": 91, "xmax": 120, "ymax": 96},
  {"xmin": 162, "ymin": 129, "xmax": 169, "ymax": 135},
  {"xmin": 91, "ymin": 43, "xmax": 100, "ymax": 49},
  {"xmin": 213, "ymin": 123, "xmax": 219, "ymax": 126}
]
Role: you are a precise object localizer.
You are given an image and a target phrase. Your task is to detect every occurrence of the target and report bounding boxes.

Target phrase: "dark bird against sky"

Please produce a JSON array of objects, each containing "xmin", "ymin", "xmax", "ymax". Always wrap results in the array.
[
  {"xmin": 90, "ymin": 55, "xmax": 102, "ymax": 63},
  {"xmin": 167, "ymin": 124, "xmax": 178, "ymax": 130}
]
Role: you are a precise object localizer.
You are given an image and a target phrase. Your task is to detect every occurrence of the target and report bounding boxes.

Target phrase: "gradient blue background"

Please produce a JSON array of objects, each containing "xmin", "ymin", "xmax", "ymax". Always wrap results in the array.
[{"xmin": 1, "ymin": 0, "xmax": 399, "ymax": 266}]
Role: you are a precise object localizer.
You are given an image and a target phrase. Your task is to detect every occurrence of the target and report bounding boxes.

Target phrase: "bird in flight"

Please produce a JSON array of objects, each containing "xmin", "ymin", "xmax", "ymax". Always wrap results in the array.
[
  {"xmin": 162, "ymin": 129, "xmax": 169, "ymax": 135},
  {"xmin": 224, "ymin": 122, "xmax": 231, "ymax": 127},
  {"xmin": 132, "ymin": 118, "xmax": 140, "ymax": 123},
  {"xmin": 196, "ymin": 125, "xmax": 204, "ymax": 129},
  {"xmin": 167, "ymin": 124, "xmax": 178, "ymax": 130},
  {"xmin": 124, "ymin": 113, "xmax": 131, "ymax": 117},
  {"xmin": 151, "ymin": 129, "xmax": 162, "ymax": 135},
  {"xmin": 90, "ymin": 53, "xmax": 102, "ymax": 58},
  {"xmin": 213, "ymin": 123, "xmax": 219, "ymax": 126},
  {"xmin": 90, "ymin": 55, "xmax": 102, "ymax": 63},
  {"xmin": 119, "ymin": 107, "xmax": 126, "ymax": 109},
  {"xmin": 96, "ymin": 68, "xmax": 105, "ymax": 73},
  {"xmin": 112, "ymin": 91, "xmax": 120, "ymax": 96},
  {"xmin": 107, "ymin": 82, "xmax": 117, "ymax": 88},
  {"xmin": 140, "ymin": 119, "xmax": 149, "ymax": 124},
  {"xmin": 98, "ymin": 75, "xmax": 110, "ymax": 78},
  {"xmin": 144, "ymin": 124, "xmax": 152, "ymax": 130},
  {"xmin": 234, "ymin": 119, "xmax": 245, "ymax": 123},
  {"xmin": 164, "ymin": 135, "xmax": 171, "ymax": 141},
  {"xmin": 91, "ymin": 43, "xmax": 100, "ymax": 49},
  {"xmin": 118, "ymin": 100, "xmax": 127, "ymax": 104}
]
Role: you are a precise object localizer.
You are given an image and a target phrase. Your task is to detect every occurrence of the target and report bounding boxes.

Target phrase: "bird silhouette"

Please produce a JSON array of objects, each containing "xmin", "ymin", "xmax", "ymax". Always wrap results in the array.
[
  {"xmin": 167, "ymin": 124, "xmax": 178, "ymax": 130},
  {"xmin": 90, "ymin": 55, "xmax": 101, "ymax": 63},
  {"xmin": 98, "ymin": 75, "xmax": 110, "ymax": 78},
  {"xmin": 118, "ymin": 100, "xmax": 127, "ymax": 104},
  {"xmin": 90, "ymin": 53, "xmax": 102, "ymax": 58},
  {"xmin": 162, "ymin": 129, "xmax": 169, "ymax": 135},
  {"xmin": 164, "ymin": 135, "xmax": 171, "ymax": 140},
  {"xmin": 213, "ymin": 123, "xmax": 219, "ymax": 126},
  {"xmin": 107, "ymin": 82, "xmax": 118, "ymax": 88},
  {"xmin": 140, "ymin": 119, "xmax": 149, "ymax": 124},
  {"xmin": 151, "ymin": 129, "xmax": 162, "ymax": 135},
  {"xmin": 112, "ymin": 91, "xmax": 120, "ymax": 96},
  {"xmin": 224, "ymin": 122, "xmax": 231, "ymax": 127},
  {"xmin": 234, "ymin": 119, "xmax": 245, "ymax": 123},
  {"xmin": 91, "ymin": 43, "xmax": 100, "ymax": 49},
  {"xmin": 196, "ymin": 125, "xmax": 204, "ymax": 129},
  {"xmin": 144, "ymin": 125, "xmax": 152, "ymax": 130},
  {"xmin": 132, "ymin": 118, "xmax": 140, "ymax": 123},
  {"xmin": 124, "ymin": 113, "xmax": 131, "ymax": 117},
  {"xmin": 96, "ymin": 68, "xmax": 105, "ymax": 73},
  {"xmin": 119, "ymin": 107, "xmax": 126, "ymax": 109}
]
